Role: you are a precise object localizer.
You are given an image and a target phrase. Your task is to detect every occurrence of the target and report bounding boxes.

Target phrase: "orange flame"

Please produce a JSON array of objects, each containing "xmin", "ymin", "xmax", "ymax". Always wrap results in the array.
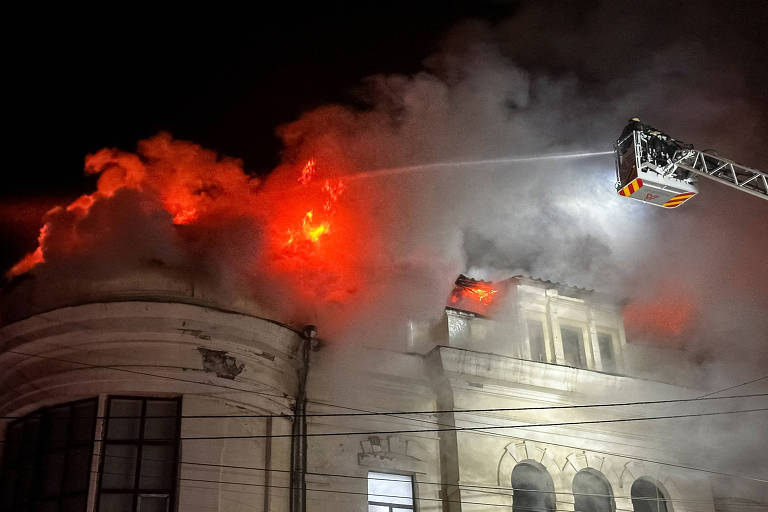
[
  {"xmin": 298, "ymin": 159, "xmax": 316, "ymax": 185},
  {"xmin": 6, "ymin": 133, "xmax": 258, "ymax": 278},
  {"xmin": 464, "ymin": 286, "xmax": 498, "ymax": 304},
  {"xmin": 283, "ymin": 159, "xmax": 344, "ymax": 254},
  {"xmin": 7, "ymin": 225, "xmax": 49, "ymax": 278},
  {"xmin": 302, "ymin": 210, "xmax": 330, "ymax": 242},
  {"xmin": 171, "ymin": 208, "xmax": 199, "ymax": 225},
  {"xmin": 623, "ymin": 291, "xmax": 696, "ymax": 347}
]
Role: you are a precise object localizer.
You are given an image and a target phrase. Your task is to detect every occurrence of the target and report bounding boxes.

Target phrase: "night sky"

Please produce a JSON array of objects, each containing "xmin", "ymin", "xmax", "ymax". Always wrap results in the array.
[
  {"xmin": 3, "ymin": 1, "xmax": 766, "ymax": 274},
  {"xmin": 2, "ymin": 2, "xmax": 519, "ymax": 271}
]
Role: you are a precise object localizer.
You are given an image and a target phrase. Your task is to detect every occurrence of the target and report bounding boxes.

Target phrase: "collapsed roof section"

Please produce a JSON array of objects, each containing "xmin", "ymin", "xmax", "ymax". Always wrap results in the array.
[
  {"xmin": 447, "ymin": 273, "xmax": 594, "ymax": 318},
  {"xmin": 447, "ymin": 274, "xmax": 512, "ymax": 317}
]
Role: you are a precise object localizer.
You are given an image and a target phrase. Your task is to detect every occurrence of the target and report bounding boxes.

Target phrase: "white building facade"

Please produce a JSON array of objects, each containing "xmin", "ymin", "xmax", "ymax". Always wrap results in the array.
[{"xmin": 0, "ymin": 273, "xmax": 727, "ymax": 512}]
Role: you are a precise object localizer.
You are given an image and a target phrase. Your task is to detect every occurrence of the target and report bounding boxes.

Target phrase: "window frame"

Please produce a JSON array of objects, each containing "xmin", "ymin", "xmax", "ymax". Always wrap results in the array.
[
  {"xmin": 559, "ymin": 324, "xmax": 589, "ymax": 369},
  {"xmin": 0, "ymin": 397, "xmax": 98, "ymax": 512},
  {"xmin": 526, "ymin": 318, "xmax": 549, "ymax": 363},
  {"xmin": 367, "ymin": 471, "xmax": 416, "ymax": 512},
  {"xmin": 95, "ymin": 395, "xmax": 182, "ymax": 512},
  {"xmin": 596, "ymin": 331, "xmax": 617, "ymax": 373}
]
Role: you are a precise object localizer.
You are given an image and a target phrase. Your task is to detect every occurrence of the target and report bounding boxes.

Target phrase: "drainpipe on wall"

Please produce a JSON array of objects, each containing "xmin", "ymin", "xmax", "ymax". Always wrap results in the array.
[{"xmin": 290, "ymin": 325, "xmax": 317, "ymax": 512}]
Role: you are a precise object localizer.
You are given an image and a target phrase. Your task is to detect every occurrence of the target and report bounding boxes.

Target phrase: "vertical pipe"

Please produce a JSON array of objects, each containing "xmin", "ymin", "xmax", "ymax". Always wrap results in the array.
[
  {"xmin": 290, "ymin": 325, "xmax": 316, "ymax": 512},
  {"xmin": 263, "ymin": 416, "xmax": 272, "ymax": 512}
]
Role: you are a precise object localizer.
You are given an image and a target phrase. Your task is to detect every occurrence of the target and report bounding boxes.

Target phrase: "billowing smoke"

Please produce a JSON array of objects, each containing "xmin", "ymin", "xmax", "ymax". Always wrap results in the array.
[
  {"xmin": 7, "ymin": 3, "xmax": 767, "ymax": 358},
  {"xmin": 3, "ymin": 0, "xmax": 766, "ymax": 499}
]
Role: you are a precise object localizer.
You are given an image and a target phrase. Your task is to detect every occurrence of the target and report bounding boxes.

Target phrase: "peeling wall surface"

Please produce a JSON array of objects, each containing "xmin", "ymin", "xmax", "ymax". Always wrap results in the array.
[
  {"xmin": 0, "ymin": 282, "xmax": 727, "ymax": 511},
  {"xmin": 0, "ymin": 300, "xmax": 300, "ymax": 512}
]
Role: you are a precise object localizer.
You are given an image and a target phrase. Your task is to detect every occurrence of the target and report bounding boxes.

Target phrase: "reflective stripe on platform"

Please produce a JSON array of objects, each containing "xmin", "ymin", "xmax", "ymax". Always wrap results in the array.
[
  {"xmin": 663, "ymin": 192, "xmax": 696, "ymax": 208},
  {"xmin": 619, "ymin": 178, "xmax": 643, "ymax": 196}
]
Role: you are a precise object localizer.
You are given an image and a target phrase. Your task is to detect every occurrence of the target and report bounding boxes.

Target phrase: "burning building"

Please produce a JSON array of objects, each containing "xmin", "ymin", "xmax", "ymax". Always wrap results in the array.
[{"xmin": 0, "ymin": 267, "xmax": 738, "ymax": 512}]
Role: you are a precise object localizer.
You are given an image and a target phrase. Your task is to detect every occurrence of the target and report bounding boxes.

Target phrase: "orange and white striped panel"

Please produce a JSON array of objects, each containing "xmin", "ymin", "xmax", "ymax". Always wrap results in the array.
[
  {"xmin": 618, "ymin": 178, "xmax": 643, "ymax": 196},
  {"xmin": 662, "ymin": 192, "xmax": 696, "ymax": 208}
]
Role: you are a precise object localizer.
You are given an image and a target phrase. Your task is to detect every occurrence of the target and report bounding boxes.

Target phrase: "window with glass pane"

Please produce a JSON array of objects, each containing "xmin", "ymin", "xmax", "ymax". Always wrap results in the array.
[
  {"xmin": 561, "ymin": 327, "xmax": 586, "ymax": 368},
  {"xmin": 0, "ymin": 398, "xmax": 97, "ymax": 512},
  {"xmin": 368, "ymin": 472, "xmax": 414, "ymax": 512},
  {"xmin": 597, "ymin": 333, "xmax": 616, "ymax": 372},
  {"xmin": 527, "ymin": 319, "xmax": 547, "ymax": 363},
  {"xmin": 97, "ymin": 397, "xmax": 180, "ymax": 512}
]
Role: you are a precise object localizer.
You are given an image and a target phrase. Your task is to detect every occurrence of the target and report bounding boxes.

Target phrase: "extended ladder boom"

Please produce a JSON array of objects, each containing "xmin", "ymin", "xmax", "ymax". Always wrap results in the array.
[{"xmin": 672, "ymin": 149, "xmax": 768, "ymax": 200}]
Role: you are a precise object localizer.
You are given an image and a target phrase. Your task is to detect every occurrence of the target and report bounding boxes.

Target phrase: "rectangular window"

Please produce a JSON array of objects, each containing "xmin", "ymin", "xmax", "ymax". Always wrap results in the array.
[
  {"xmin": 561, "ymin": 327, "xmax": 586, "ymax": 368},
  {"xmin": 97, "ymin": 397, "xmax": 180, "ymax": 512},
  {"xmin": 598, "ymin": 333, "xmax": 616, "ymax": 372},
  {"xmin": 526, "ymin": 319, "xmax": 547, "ymax": 363},
  {"xmin": 368, "ymin": 472, "xmax": 414, "ymax": 512},
  {"xmin": 0, "ymin": 398, "xmax": 97, "ymax": 512}
]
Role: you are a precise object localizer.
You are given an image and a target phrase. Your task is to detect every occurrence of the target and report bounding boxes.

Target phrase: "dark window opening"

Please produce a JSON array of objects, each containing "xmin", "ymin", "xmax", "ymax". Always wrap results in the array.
[
  {"xmin": 97, "ymin": 397, "xmax": 181, "ymax": 512},
  {"xmin": 0, "ymin": 398, "xmax": 97, "ymax": 512},
  {"xmin": 511, "ymin": 461, "xmax": 555, "ymax": 512},
  {"xmin": 527, "ymin": 320, "xmax": 547, "ymax": 363},
  {"xmin": 561, "ymin": 327, "xmax": 586, "ymax": 368},
  {"xmin": 597, "ymin": 333, "xmax": 616, "ymax": 372},
  {"xmin": 631, "ymin": 478, "xmax": 668, "ymax": 512},
  {"xmin": 573, "ymin": 469, "xmax": 615, "ymax": 512}
]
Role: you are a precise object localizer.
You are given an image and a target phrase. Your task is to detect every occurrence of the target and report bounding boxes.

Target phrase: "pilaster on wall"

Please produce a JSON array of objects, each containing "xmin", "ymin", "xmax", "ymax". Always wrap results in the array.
[
  {"xmin": 546, "ymin": 294, "xmax": 567, "ymax": 365},
  {"xmin": 587, "ymin": 307, "xmax": 603, "ymax": 370}
]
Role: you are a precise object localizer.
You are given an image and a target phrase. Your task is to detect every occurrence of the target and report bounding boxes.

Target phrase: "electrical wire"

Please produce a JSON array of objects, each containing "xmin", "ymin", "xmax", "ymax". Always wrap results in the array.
[
  {"xmin": 696, "ymin": 375, "xmax": 768, "ymax": 399},
  {"xmin": 1, "ymin": 349, "xmax": 293, "ymax": 404},
  {"xmin": 4, "ymin": 408, "xmax": 763, "ymax": 445},
  {"xmin": 2, "ymin": 350, "xmax": 767, "ymax": 483},
  {"xmin": 2, "ymin": 392, "xmax": 765, "ymax": 420},
  {"xmin": 89, "ymin": 467, "xmax": 766, "ymax": 512},
  {"xmin": 94, "ymin": 454, "xmax": 768, "ymax": 505},
  {"xmin": 1, "ymin": 348, "xmax": 765, "ymax": 420},
  {"xmin": 78, "ymin": 407, "xmax": 768, "ymax": 441}
]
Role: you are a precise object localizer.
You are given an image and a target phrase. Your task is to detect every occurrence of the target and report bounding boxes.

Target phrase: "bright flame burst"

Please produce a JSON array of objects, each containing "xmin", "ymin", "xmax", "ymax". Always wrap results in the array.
[
  {"xmin": 464, "ymin": 286, "xmax": 498, "ymax": 304},
  {"xmin": 298, "ymin": 159, "xmax": 316, "ymax": 185},
  {"xmin": 448, "ymin": 277, "xmax": 501, "ymax": 316},
  {"xmin": 284, "ymin": 160, "xmax": 344, "ymax": 254}
]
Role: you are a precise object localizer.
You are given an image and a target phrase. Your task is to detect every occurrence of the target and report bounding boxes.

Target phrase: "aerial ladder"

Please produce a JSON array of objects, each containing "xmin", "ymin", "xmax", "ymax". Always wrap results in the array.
[{"xmin": 614, "ymin": 118, "xmax": 768, "ymax": 208}]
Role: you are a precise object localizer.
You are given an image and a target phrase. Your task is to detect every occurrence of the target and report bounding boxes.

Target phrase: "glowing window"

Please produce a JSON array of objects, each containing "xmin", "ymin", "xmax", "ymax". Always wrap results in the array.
[{"xmin": 368, "ymin": 472, "xmax": 414, "ymax": 512}]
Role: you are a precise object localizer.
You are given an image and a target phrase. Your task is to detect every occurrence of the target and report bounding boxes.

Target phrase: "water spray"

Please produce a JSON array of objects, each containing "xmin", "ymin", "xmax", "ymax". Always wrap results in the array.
[{"xmin": 347, "ymin": 150, "xmax": 614, "ymax": 181}]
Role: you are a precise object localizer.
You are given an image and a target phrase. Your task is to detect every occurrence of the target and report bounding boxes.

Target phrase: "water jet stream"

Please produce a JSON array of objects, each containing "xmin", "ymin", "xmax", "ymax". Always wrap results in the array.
[{"xmin": 348, "ymin": 150, "xmax": 614, "ymax": 181}]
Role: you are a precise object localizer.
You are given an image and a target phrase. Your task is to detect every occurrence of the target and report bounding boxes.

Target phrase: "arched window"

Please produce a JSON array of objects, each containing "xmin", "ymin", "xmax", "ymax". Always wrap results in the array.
[
  {"xmin": 631, "ymin": 478, "xmax": 669, "ymax": 512},
  {"xmin": 573, "ymin": 468, "xmax": 615, "ymax": 512},
  {"xmin": 511, "ymin": 460, "xmax": 556, "ymax": 512}
]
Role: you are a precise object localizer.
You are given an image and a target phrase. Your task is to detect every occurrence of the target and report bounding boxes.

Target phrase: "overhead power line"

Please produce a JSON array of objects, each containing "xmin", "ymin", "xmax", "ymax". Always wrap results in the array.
[
  {"xmin": 696, "ymin": 375, "xmax": 768, "ymax": 399},
  {"xmin": 96, "ymin": 454, "xmax": 768, "ymax": 504},
  {"xmin": 117, "ymin": 407, "xmax": 768, "ymax": 441},
  {"xmin": 3, "ymin": 350, "xmax": 767, "ymax": 484},
  {"xmin": 2, "ymin": 349, "xmax": 766, "ymax": 421},
  {"xmin": 2, "ymin": 349, "xmax": 292, "ymax": 405},
  {"xmin": 2, "ymin": 392, "xmax": 765, "ymax": 420},
  {"xmin": 90, "ymin": 468, "xmax": 766, "ymax": 512},
  {"xmin": 2, "ymin": 408, "xmax": 764, "ymax": 445}
]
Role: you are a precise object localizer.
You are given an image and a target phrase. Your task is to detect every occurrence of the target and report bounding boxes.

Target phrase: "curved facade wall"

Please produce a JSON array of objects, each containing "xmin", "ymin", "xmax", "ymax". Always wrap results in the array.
[{"xmin": 0, "ymin": 300, "xmax": 301, "ymax": 512}]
